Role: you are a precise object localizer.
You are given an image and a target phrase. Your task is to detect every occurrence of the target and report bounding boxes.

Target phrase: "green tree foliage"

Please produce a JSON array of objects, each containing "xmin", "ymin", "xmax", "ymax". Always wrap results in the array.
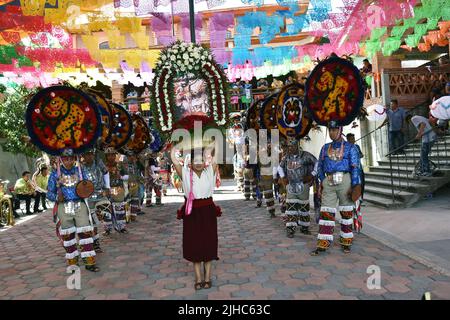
[{"xmin": 0, "ymin": 85, "xmax": 40, "ymax": 157}]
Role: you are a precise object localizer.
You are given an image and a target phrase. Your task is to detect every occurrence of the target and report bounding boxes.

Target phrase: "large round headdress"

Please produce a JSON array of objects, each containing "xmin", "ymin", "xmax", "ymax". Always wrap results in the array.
[
  {"xmin": 260, "ymin": 93, "xmax": 279, "ymax": 131},
  {"xmin": 25, "ymin": 86, "xmax": 102, "ymax": 156},
  {"xmin": 305, "ymin": 57, "xmax": 364, "ymax": 126},
  {"xmin": 277, "ymin": 83, "xmax": 312, "ymax": 139},
  {"xmin": 245, "ymin": 99, "xmax": 264, "ymax": 131},
  {"xmin": 119, "ymin": 114, "xmax": 153, "ymax": 155},
  {"xmin": 86, "ymin": 90, "xmax": 113, "ymax": 146},
  {"xmin": 108, "ymin": 103, "xmax": 133, "ymax": 149}
]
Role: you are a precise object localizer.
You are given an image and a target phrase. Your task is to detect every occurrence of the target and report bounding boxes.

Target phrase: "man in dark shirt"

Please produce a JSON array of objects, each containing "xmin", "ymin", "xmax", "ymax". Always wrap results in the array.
[{"xmin": 380, "ymin": 99, "xmax": 407, "ymax": 154}]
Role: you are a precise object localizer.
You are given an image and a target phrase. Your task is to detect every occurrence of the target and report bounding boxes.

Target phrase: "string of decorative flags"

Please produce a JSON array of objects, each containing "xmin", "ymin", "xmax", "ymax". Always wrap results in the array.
[{"xmin": 0, "ymin": 0, "xmax": 448, "ymax": 89}]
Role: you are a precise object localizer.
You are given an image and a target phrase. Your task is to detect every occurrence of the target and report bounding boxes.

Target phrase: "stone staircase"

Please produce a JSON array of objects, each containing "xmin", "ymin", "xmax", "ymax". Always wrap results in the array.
[{"xmin": 364, "ymin": 134, "xmax": 450, "ymax": 208}]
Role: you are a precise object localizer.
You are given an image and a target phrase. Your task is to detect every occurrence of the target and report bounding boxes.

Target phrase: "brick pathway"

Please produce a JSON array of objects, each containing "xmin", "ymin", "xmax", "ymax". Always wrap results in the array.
[{"xmin": 1, "ymin": 181, "xmax": 450, "ymax": 300}]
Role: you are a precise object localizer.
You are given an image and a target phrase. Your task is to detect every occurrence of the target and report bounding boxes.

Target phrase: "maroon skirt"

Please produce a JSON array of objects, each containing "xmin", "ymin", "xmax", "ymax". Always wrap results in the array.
[{"xmin": 179, "ymin": 198, "xmax": 219, "ymax": 263}]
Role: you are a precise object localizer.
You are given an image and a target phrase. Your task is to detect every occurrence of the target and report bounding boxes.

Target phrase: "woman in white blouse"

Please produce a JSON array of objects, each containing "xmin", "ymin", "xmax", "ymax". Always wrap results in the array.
[{"xmin": 171, "ymin": 145, "xmax": 222, "ymax": 290}]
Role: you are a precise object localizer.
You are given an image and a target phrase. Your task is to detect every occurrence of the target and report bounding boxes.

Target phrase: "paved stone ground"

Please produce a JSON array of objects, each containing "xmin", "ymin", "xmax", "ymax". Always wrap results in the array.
[
  {"xmin": 1, "ymin": 181, "xmax": 450, "ymax": 300},
  {"xmin": 363, "ymin": 184, "xmax": 450, "ymax": 276}
]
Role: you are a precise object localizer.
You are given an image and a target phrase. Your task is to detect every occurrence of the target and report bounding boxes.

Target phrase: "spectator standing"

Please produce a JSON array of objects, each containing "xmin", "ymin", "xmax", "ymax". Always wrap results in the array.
[
  {"xmin": 230, "ymin": 81, "xmax": 241, "ymax": 111},
  {"xmin": 13, "ymin": 171, "xmax": 39, "ymax": 216},
  {"xmin": 360, "ymin": 59, "xmax": 373, "ymax": 93},
  {"xmin": 285, "ymin": 75, "xmax": 295, "ymax": 86},
  {"xmin": 32, "ymin": 165, "xmax": 49, "ymax": 212},
  {"xmin": 257, "ymin": 78, "xmax": 268, "ymax": 89},
  {"xmin": 429, "ymin": 80, "xmax": 444, "ymax": 102},
  {"xmin": 271, "ymin": 78, "xmax": 284, "ymax": 92},
  {"xmin": 241, "ymin": 81, "xmax": 252, "ymax": 109},
  {"xmin": 360, "ymin": 59, "xmax": 373, "ymax": 76},
  {"xmin": 410, "ymin": 115, "xmax": 439, "ymax": 176},
  {"xmin": 381, "ymin": 99, "xmax": 407, "ymax": 154}
]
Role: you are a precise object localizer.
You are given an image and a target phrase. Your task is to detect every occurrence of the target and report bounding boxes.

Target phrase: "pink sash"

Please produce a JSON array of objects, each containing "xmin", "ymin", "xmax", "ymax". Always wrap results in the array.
[{"xmin": 185, "ymin": 168, "xmax": 195, "ymax": 216}]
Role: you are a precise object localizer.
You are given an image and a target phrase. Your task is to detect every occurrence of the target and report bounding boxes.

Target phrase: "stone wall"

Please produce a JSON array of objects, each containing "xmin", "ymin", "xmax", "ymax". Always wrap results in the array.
[{"xmin": 0, "ymin": 148, "xmax": 33, "ymax": 186}]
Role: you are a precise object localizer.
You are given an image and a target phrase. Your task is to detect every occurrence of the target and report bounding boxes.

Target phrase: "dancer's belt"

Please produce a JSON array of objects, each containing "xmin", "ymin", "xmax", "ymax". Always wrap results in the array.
[
  {"xmin": 177, "ymin": 197, "xmax": 221, "ymax": 219},
  {"xmin": 325, "ymin": 172, "xmax": 348, "ymax": 186},
  {"xmin": 110, "ymin": 186, "xmax": 124, "ymax": 196},
  {"xmin": 184, "ymin": 197, "xmax": 214, "ymax": 208}
]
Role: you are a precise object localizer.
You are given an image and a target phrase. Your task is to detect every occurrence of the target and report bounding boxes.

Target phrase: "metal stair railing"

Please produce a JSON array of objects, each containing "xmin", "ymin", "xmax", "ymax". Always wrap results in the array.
[
  {"xmin": 355, "ymin": 100, "xmax": 430, "ymax": 169},
  {"xmin": 385, "ymin": 126, "xmax": 450, "ymax": 204},
  {"xmin": 355, "ymin": 100, "xmax": 448, "ymax": 204}
]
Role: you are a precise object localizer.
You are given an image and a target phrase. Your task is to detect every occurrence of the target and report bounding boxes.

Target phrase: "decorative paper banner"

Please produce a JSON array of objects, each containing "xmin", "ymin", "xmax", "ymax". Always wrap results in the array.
[
  {"xmin": 151, "ymin": 14, "xmax": 175, "ymax": 46},
  {"xmin": 181, "ymin": 13, "xmax": 203, "ymax": 43},
  {"xmin": 210, "ymin": 13, "xmax": 234, "ymax": 50},
  {"xmin": 226, "ymin": 61, "xmax": 255, "ymax": 82}
]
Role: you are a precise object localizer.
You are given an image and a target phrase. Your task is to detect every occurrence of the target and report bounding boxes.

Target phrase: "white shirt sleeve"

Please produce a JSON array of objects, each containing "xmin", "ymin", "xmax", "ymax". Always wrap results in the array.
[
  {"xmin": 150, "ymin": 165, "xmax": 160, "ymax": 173},
  {"xmin": 311, "ymin": 162, "xmax": 319, "ymax": 177},
  {"xmin": 277, "ymin": 165, "xmax": 285, "ymax": 178},
  {"xmin": 103, "ymin": 172, "xmax": 110, "ymax": 189},
  {"xmin": 273, "ymin": 166, "xmax": 278, "ymax": 179}
]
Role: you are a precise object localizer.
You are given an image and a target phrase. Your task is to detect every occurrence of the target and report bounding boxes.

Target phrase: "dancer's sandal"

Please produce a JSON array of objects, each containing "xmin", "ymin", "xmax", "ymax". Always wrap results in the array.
[
  {"xmin": 194, "ymin": 282, "xmax": 203, "ymax": 290},
  {"xmin": 342, "ymin": 246, "xmax": 351, "ymax": 254},
  {"xmin": 301, "ymin": 228, "xmax": 311, "ymax": 235},
  {"xmin": 310, "ymin": 248, "xmax": 325, "ymax": 256},
  {"xmin": 85, "ymin": 265, "xmax": 100, "ymax": 272},
  {"xmin": 94, "ymin": 246, "xmax": 103, "ymax": 253},
  {"xmin": 120, "ymin": 229, "xmax": 129, "ymax": 234}
]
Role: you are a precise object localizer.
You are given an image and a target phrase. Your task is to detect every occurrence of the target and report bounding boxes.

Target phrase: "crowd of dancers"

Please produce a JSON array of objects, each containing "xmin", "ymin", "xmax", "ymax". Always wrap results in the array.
[
  {"xmin": 45, "ymin": 148, "xmax": 170, "ymax": 272},
  {"xmin": 229, "ymin": 113, "xmax": 364, "ymax": 256}
]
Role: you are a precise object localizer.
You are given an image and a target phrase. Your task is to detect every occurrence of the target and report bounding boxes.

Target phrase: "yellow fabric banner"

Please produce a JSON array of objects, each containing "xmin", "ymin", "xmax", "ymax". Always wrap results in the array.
[
  {"xmin": 142, "ymin": 50, "xmax": 160, "ymax": 68},
  {"xmin": 116, "ymin": 17, "xmax": 143, "ymax": 34},
  {"xmin": 81, "ymin": 35, "xmax": 100, "ymax": 60},
  {"xmin": 100, "ymin": 51, "xmax": 121, "ymax": 68},
  {"xmin": 106, "ymin": 30, "xmax": 126, "ymax": 49},
  {"xmin": 130, "ymin": 30, "xmax": 150, "ymax": 50},
  {"xmin": 124, "ymin": 49, "xmax": 142, "ymax": 69}
]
